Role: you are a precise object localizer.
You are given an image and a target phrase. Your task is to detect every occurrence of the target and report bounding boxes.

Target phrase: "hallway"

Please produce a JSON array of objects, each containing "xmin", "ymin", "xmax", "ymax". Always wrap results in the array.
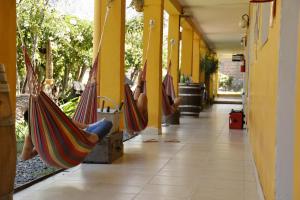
[{"xmin": 14, "ymin": 104, "xmax": 261, "ymax": 200}]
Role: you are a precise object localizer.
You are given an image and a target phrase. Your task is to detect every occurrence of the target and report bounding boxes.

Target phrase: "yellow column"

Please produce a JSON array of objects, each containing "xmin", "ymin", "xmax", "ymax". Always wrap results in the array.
[
  {"xmin": 167, "ymin": 14, "xmax": 180, "ymax": 96},
  {"xmin": 180, "ymin": 21, "xmax": 193, "ymax": 77},
  {"xmin": 94, "ymin": 0, "xmax": 125, "ymax": 109},
  {"xmin": 192, "ymin": 33, "xmax": 200, "ymax": 83},
  {"xmin": 0, "ymin": 0, "xmax": 16, "ymax": 112},
  {"xmin": 93, "ymin": 0, "xmax": 101, "ymax": 60},
  {"xmin": 199, "ymin": 40, "xmax": 207, "ymax": 83},
  {"xmin": 143, "ymin": 0, "xmax": 164, "ymax": 130},
  {"xmin": 214, "ymin": 71, "xmax": 219, "ymax": 96}
]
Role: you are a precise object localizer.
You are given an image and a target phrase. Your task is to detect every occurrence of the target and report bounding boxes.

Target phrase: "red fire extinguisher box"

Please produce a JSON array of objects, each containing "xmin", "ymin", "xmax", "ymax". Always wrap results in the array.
[
  {"xmin": 229, "ymin": 109, "xmax": 244, "ymax": 129},
  {"xmin": 241, "ymin": 60, "xmax": 246, "ymax": 72}
]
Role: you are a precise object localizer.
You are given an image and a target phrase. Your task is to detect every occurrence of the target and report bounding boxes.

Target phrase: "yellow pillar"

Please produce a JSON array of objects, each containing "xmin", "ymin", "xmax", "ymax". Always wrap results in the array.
[
  {"xmin": 143, "ymin": 0, "xmax": 164, "ymax": 130},
  {"xmin": 0, "ymin": 0, "xmax": 16, "ymax": 112},
  {"xmin": 199, "ymin": 40, "xmax": 207, "ymax": 83},
  {"xmin": 94, "ymin": 0, "xmax": 125, "ymax": 109},
  {"xmin": 192, "ymin": 33, "xmax": 200, "ymax": 83},
  {"xmin": 167, "ymin": 14, "xmax": 180, "ymax": 96},
  {"xmin": 214, "ymin": 71, "xmax": 219, "ymax": 96},
  {"xmin": 180, "ymin": 21, "xmax": 193, "ymax": 77}
]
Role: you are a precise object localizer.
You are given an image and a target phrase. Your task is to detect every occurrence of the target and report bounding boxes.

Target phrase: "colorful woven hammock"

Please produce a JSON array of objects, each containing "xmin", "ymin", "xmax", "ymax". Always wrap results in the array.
[
  {"xmin": 29, "ymin": 91, "xmax": 96, "ymax": 168},
  {"xmin": 22, "ymin": 47, "xmax": 97, "ymax": 168},
  {"xmin": 72, "ymin": 56, "xmax": 99, "ymax": 124},
  {"xmin": 123, "ymin": 62, "xmax": 148, "ymax": 132},
  {"xmin": 162, "ymin": 61, "xmax": 176, "ymax": 116}
]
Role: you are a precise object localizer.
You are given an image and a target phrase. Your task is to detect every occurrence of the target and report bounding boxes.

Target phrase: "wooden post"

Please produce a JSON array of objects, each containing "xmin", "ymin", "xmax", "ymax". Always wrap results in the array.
[
  {"xmin": 0, "ymin": 1, "xmax": 16, "ymax": 198},
  {"xmin": 0, "ymin": 64, "xmax": 16, "ymax": 200},
  {"xmin": 45, "ymin": 41, "xmax": 54, "ymax": 85}
]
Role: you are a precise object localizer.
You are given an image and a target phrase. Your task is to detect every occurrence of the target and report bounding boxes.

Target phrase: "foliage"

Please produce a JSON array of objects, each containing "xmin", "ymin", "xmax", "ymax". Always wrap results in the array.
[
  {"xmin": 200, "ymin": 54, "xmax": 219, "ymax": 76},
  {"xmin": 16, "ymin": 121, "xmax": 28, "ymax": 142},
  {"xmin": 59, "ymin": 97, "xmax": 80, "ymax": 117},
  {"xmin": 125, "ymin": 16, "xmax": 144, "ymax": 80},
  {"xmin": 179, "ymin": 74, "xmax": 192, "ymax": 84},
  {"xmin": 218, "ymin": 73, "xmax": 243, "ymax": 92},
  {"xmin": 219, "ymin": 73, "xmax": 234, "ymax": 91},
  {"xmin": 17, "ymin": 0, "xmax": 93, "ymax": 96}
]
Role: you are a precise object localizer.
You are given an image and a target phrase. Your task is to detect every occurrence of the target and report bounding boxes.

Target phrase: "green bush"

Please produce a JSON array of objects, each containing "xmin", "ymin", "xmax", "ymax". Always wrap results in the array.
[
  {"xmin": 200, "ymin": 54, "xmax": 219, "ymax": 76},
  {"xmin": 59, "ymin": 97, "xmax": 79, "ymax": 117},
  {"xmin": 219, "ymin": 74, "xmax": 233, "ymax": 91},
  {"xmin": 16, "ymin": 121, "xmax": 28, "ymax": 142}
]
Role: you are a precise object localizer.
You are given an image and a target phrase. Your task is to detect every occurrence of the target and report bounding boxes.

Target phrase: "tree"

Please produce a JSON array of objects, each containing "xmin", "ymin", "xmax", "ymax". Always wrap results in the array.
[
  {"xmin": 17, "ymin": 0, "xmax": 93, "ymax": 97},
  {"xmin": 125, "ymin": 16, "xmax": 144, "ymax": 82}
]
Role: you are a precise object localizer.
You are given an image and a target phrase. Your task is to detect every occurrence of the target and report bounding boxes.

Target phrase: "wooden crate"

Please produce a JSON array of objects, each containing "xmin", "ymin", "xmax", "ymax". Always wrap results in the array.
[{"xmin": 83, "ymin": 131, "xmax": 123, "ymax": 164}]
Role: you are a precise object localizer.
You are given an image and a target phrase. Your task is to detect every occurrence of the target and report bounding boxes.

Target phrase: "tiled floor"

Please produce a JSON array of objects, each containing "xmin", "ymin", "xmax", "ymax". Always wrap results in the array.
[
  {"xmin": 214, "ymin": 96, "xmax": 243, "ymax": 104},
  {"xmin": 14, "ymin": 104, "xmax": 262, "ymax": 200}
]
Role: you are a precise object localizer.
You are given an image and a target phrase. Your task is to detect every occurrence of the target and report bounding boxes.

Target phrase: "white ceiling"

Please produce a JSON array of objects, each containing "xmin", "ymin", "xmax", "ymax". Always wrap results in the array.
[{"xmin": 178, "ymin": 0, "xmax": 249, "ymax": 54}]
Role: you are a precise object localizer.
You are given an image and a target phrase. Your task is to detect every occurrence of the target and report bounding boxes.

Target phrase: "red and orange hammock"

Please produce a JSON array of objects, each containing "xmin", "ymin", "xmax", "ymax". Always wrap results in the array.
[
  {"xmin": 72, "ymin": 56, "xmax": 98, "ymax": 124},
  {"xmin": 23, "ymin": 47, "xmax": 98, "ymax": 168},
  {"xmin": 123, "ymin": 61, "xmax": 148, "ymax": 132},
  {"xmin": 162, "ymin": 61, "xmax": 176, "ymax": 116}
]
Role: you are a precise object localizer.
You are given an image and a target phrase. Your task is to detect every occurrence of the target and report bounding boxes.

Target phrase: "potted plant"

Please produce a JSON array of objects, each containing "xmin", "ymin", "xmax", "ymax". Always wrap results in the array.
[{"xmin": 200, "ymin": 54, "xmax": 219, "ymax": 104}]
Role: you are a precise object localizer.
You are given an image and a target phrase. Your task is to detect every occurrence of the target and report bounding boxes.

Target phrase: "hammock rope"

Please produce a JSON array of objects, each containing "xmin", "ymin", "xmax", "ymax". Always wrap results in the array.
[
  {"xmin": 73, "ymin": 0, "xmax": 112, "ymax": 124},
  {"xmin": 123, "ymin": 19, "xmax": 154, "ymax": 133}
]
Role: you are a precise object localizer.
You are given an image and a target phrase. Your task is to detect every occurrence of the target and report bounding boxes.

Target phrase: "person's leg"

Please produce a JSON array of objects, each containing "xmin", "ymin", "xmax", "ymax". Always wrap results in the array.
[
  {"xmin": 85, "ymin": 119, "xmax": 105, "ymax": 133},
  {"xmin": 21, "ymin": 134, "xmax": 38, "ymax": 160},
  {"xmin": 85, "ymin": 119, "xmax": 113, "ymax": 140},
  {"xmin": 173, "ymin": 97, "xmax": 182, "ymax": 108},
  {"xmin": 137, "ymin": 93, "xmax": 148, "ymax": 116},
  {"xmin": 134, "ymin": 86, "xmax": 142, "ymax": 101},
  {"xmin": 134, "ymin": 71, "xmax": 144, "ymax": 100}
]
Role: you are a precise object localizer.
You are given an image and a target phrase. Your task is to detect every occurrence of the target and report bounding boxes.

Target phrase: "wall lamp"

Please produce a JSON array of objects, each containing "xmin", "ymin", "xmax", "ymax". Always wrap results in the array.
[{"xmin": 239, "ymin": 14, "xmax": 249, "ymax": 29}]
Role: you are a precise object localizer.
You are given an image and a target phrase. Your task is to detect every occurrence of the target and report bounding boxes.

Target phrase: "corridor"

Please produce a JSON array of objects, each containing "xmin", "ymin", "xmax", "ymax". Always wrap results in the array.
[{"xmin": 14, "ymin": 104, "xmax": 261, "ymax": 200}]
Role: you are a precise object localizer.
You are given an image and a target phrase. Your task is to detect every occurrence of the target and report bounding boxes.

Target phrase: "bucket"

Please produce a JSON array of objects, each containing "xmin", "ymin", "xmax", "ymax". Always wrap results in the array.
[{"xmin": 97, "ymin": 96, "xmax": 121, "ymax": 134}]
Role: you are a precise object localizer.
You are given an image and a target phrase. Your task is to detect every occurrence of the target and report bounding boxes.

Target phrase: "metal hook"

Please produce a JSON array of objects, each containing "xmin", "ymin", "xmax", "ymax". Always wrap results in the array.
[
  {"xmin": 107, "ymin": 0, "xmax": 113, "ymax": 8},
  {"xmin": 149, "ymin": 19, "xmax": 155, "ymax": 29},
  {"xmin": 170, "ymin": 39, "xmax": 175, "ymax": 46}
]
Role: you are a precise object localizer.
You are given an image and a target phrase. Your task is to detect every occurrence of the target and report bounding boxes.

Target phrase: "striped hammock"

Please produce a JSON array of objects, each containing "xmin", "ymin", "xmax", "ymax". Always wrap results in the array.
[
  {"xmin": 29, "ymin": 92, "xmax": 96, "ymax": 168},
  {"xmin": 162, "ymin": 61, "xmax": 176, "ymax": 116},
  {"xmin": 162, "ymin": 83, "xmax": 176, "ymax": 116},
  {"xmin": 73, "ymin": 56, "xmax": 99, "ymax": 124},
  {"xmin": 22, "ymin": 47, "xmax": 97, "ymax": 168},
  {"xmin": 123, "ymin": 62, "xmax": 148, "ymax": 132},
  {"xmin": 163, "ymin": 61, "xmax": 176, "ymax": 100}
]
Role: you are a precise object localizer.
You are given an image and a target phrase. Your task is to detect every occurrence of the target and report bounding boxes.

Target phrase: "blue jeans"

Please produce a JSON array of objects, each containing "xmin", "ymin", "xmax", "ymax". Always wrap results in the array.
[{"xmin": 85, "ymin": 119, "xmax": 113, "ymax": 139}]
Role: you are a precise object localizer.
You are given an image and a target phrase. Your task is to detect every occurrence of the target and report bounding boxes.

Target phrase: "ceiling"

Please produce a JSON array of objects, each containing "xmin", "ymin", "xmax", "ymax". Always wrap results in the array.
[{"xmin": 178, "ymin": 0, "xmax": 249, "ymax": 54}]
